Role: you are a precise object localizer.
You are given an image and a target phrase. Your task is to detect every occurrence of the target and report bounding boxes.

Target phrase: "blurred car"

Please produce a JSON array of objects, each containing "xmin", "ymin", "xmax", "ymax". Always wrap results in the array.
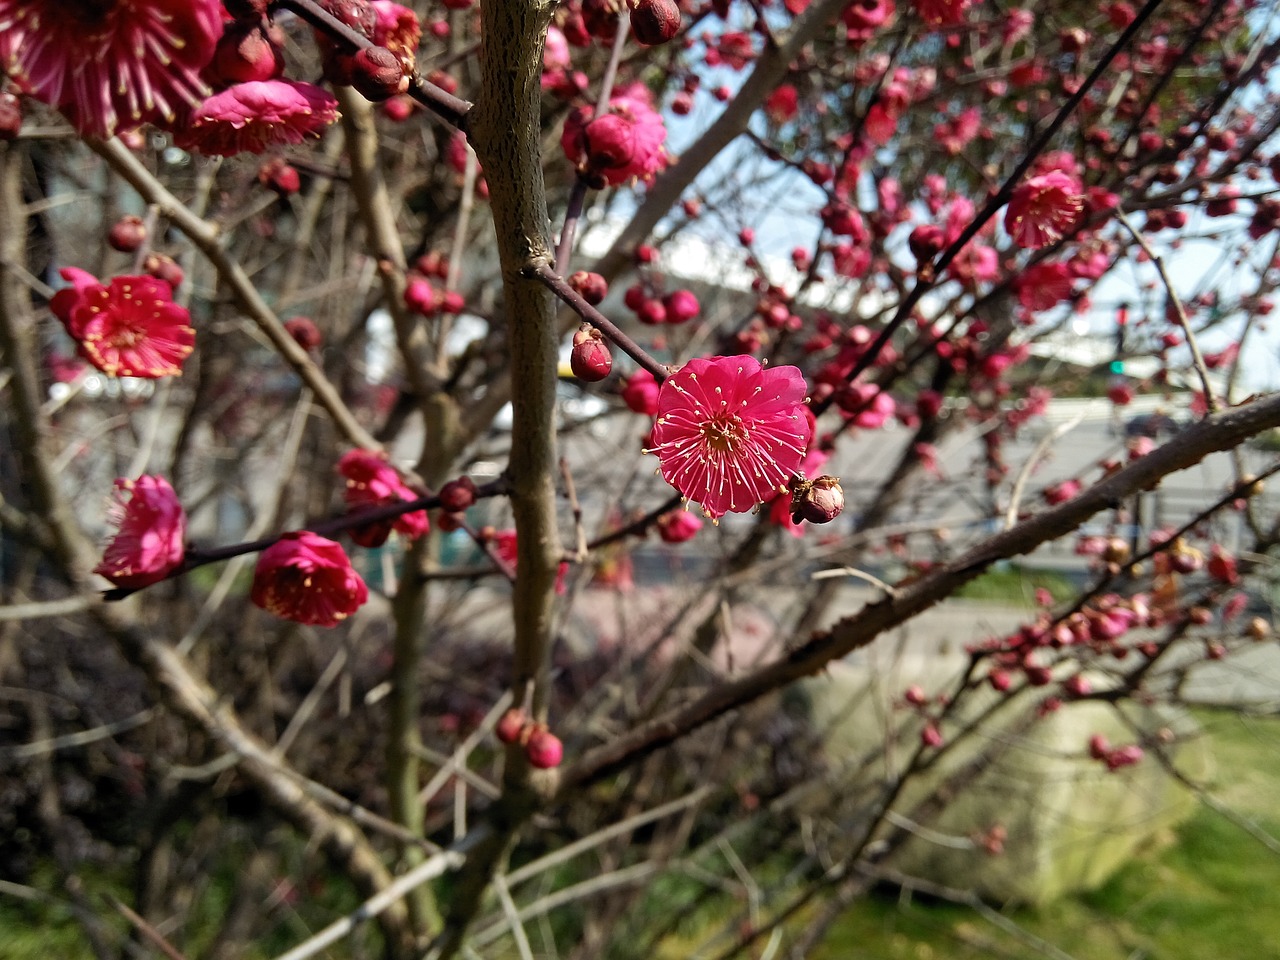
[{"xmin": 1125, "ymin": 412, "xmax": 1181, "ymax": 439}]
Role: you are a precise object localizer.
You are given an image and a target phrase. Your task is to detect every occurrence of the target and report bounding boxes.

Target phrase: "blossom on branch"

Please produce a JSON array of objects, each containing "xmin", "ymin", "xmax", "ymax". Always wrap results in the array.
[
  {"xmin": 251, "ymin": 532, "xmax": 368, "ymax": 627},
  {"xmin": 0, "ymin": 0, "xmax": 221, "ymax": 138},
  {"xmin": 648, "ymin": 356, "xmax": 812, "ymax": 519},
  {"xmin": 337, "ymin": 449, "xmax": 428, "ymax": 547},
  {"xmin": 94, "ymin": 476, "xmax": 186, "ymax": 589},
  {"xmin": 173, "ymin": 80, "xmax": 339, "ymax": 157},
  {"xmin": 561, "ymin": 88, "xmax": 670, "ymax": 186},
  {"xmin": 51, "ymin": 270, "xmax": 195, "ymax": 379},
  {"xmin": 1004, "ymin": 171, "xmax": 1085, "ymax": 249}
]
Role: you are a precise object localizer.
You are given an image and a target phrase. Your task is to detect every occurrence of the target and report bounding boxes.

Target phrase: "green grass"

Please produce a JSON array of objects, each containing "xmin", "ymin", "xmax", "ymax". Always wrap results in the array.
[
  {"xmin": 815, "ymin": 710, "xmax": 1280, "ymax": 960},
  {"xmin": 954, "ymin": 564, "xmax": 1077, "ymax": 606}
]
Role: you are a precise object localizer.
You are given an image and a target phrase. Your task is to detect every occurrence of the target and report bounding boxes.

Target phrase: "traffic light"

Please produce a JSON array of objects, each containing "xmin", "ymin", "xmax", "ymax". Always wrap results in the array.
[{"xmin": 1109, "ymin": 360, "xmax": 1125, "ymax": 374}]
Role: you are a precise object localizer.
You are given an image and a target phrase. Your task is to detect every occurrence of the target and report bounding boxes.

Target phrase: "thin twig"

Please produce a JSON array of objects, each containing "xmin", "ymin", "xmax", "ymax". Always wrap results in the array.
[
  {"xmin": 269, "ymin": 833, "xmax": 485, "ymax": 960},
  {"xmin": 560, "ymin": 457, "xmax": 588, "ymax": 562},
  {"xmin": 1115, "ymin": 206, "xmax": 1219, "ymax": 412},
  {"xmin": 417, "ymin": 691, "xmax": 513, "ymax": 804},
  {"xmin": 527, "ymin": 261, "xmax": 669, "ymax": 381},
  {"xmin": 0, "ymin": 595, "xmax": 97, "ymax": 622},
  {"xmin": 108, "ymin": 896, "xmax": 191, "ymax": 960},
  {"xmin": 493, "ymin": 875, "xmax": 536, "ymax": 960},
  {"xmin": 1004, "ymin": 409, "xmax": 1089, "ymax": 529},
  {"xmin": 86, "ymin": 138, "xmax": 381, "ymax": 451},
  {"xmin": 2, "ymin": 709, "xmax": 155, "ymax": 760}
]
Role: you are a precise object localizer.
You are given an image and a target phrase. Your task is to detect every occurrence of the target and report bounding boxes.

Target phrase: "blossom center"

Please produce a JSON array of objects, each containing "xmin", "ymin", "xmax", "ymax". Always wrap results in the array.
[
  {"xmin": 65, "ymin": 0, "xmax": 118, "ymax": 35},
  {"xmin": 700, "ymin": 415, "xmax": 745, "ymax": 454}
]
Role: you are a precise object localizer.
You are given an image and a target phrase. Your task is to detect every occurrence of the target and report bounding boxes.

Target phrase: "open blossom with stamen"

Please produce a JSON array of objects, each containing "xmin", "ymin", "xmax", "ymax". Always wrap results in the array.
[
  {"xmin": 0, "ymin": 0, "xmax": 221, "ymax": 138},
  {"xmin": 251, "ymin": 531, "xmax": 368, "ymax": 627},
  {"xmin": 173, "ymin": 80, "xmax": 339, "ymax": 157},
  {"xmin": 1004, "ymin": 171, "xmax": 1085, "ymax": 249},
  {"xmin": 648, "ymin": 356, "xmax": 812, "ymax": 519},
  {"xmin": 94, "ymin": 475, "xmax": 186, "ymax": 589},
  {"xmin": 51, "ymin": 269, "xmax": 194, "ymax": 379}
]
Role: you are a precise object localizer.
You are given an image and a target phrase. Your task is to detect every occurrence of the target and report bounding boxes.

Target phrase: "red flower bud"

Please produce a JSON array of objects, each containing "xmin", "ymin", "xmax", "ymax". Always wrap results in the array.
[
  {"xmin": 921, "ymin": 722, "xmax": 943, "ymax": 748},
  {"xmin": 630, "ymin": 0, "xmax": 681, "ymax": 45},
  {"xmin": 569, "ymin": 271, "xmax": 609, "ymax": 305},
  {"xmin": 657, "ymin": 508, "xmax": 702, "ymax": 543},
  {"xmin": 438, "ymin": 477, "xmax": 478, "ymax": 512},
  {"xmin": 525, "ymin": 727, "xmax": 563, "ymax": 768},
  {"xmin": 663, "ymin": 289, "xmax": 700, "ymax": 323},
  {"xmin": 350, "ymin": 46, "xmax": 408, "ymax": 102},
  {"xmin": 571, "ymin": 327, "xmax": 613, "ymax": 381},
  {"xmin": 143, "ymin": 254, "xmax": 185, "ymax": 289},
  {"xmin": 259, "ymin": 158, "xmax": 301, "ymax": 195},
  {"xmin": 790, "ymin": 476, "xmax": 844, "ymax": 524},
  {"xmin": 209, "ymin": 22, "xmax": 284, "ymax": 86},
  {"xmin": 404, "ymin": 278, "xmax": 437, "ymax": 314},
  {"xmin": 108, "ymin": 215, "xmax": 147, "ymax": 253},
  {"xmin": 495, "ymin": 708, "xmax": 528, "ymax": 744},
  {"xmin": 284, "ymin": 316, "xmax": 323, "ymax": 351}
]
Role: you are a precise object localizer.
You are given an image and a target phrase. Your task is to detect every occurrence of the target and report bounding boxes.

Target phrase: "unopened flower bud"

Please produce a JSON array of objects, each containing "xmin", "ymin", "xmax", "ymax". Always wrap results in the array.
[
  {"xmin": 259, "ymin": 158, "xmax": 301, "ymax": 195},
  {"xmin": 404, "ymin": 278, "xmax": 437, "ymax": 315},
  {"xmin": 284, "ymin": 316, "xmax": 323, "ymax": 351},
  {"xmin": 209, "ymin": 22, "xmax": 283, "ymax": 86},
  {"xmin": 571, "ymin": 327, "xmax": 613, "ymax": 382},
  {"xmin": 109, "ymin": 215, "xmax": 147, "ymax": 253},
  {"xmin": 350, "ymin": 47, "xmax": 408, "ymax": 102},
  {"xmin": 525, "ymin": 726, "xmax": 563, "ymax": 768},
  {"xmin": 630, "ymin": 0, "xmax": 681, "ymax": 45},
  {"xmin": 143, "ymin": 254, "xmax": 184, "ymax": 289},
  {"xmin": 569, "ymin": 271, "xmax": 608, "ymax": 305},
  {"xmin": 495, "ymin": 707, "xmax": 527, "ymax": 744},
  {"xmin": 921, "ymin": 722, "xmax": 943, "ymax": 748},
  {"xmin": 663, "ymin": 289, "xmax": 700, "ymax": 323},
  {"xmin": 439, "ymin": 477, "xmax": 478, "ymax": 512},
  {"xmin": 657, "ymin": 509, "xmax": 702, "ymax": 543},
  {"xmin": 791, "ymin": 476, "xmax": 844, "ymax": 524}
]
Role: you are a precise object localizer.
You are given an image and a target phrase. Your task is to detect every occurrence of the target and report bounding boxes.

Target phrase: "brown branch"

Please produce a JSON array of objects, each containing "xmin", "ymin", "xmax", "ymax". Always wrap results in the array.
[
  {"xmin": 527, "ymin": 261, "xmax": 669, "ymax": 380},
  {"xmin": 1115, "ymin": 206, "xmax": 1219, "ymax": 412},
  {"xmin": 561, "ymin": 389, "xmax": 1280, "ymax": 790},
  {"xmin": 85, "ymin": 138, "xmax": 381, "ymax": 452},
  {"xmin": 274, "ymin": 0, "xmax": 473, "ymax": 130}
]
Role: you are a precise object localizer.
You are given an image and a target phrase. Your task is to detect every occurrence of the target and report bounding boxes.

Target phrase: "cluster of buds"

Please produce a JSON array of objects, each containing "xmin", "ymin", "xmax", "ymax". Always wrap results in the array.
[
  {"xmin": 1087, "ymin": 734, "xmax": 1144, "ymax": 772},
  {"xmin": 308, "ymin": 0, "xmax": 411, "ymax": 102},
  {"xmin": 495, "ymin": 708, "xmax": 564, "ymax": 769},
  {"xmin": 622, "ymin": 283, "xmax": 701, "ymax": 326},
  {"xmin": 403, "ymin": 256, "xmax": 466, "ymax": 316}
]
